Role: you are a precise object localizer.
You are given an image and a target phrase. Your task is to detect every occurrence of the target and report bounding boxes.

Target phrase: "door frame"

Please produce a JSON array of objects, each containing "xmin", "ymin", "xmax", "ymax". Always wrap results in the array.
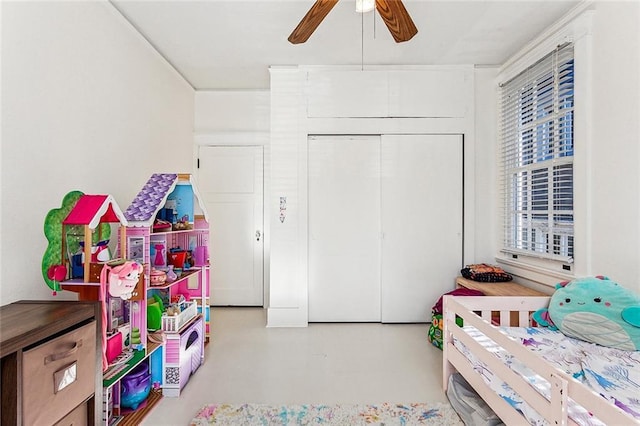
[{"xmin": 195, "ymin": 134, "xmax": 270, "ymax": 308}]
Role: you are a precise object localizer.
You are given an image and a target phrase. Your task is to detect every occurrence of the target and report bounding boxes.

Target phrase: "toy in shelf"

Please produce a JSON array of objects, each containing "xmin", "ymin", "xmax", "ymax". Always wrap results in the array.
[
  {"xmin": 167, "ymin": 249, "xmax": 187, "ymax": 269},
  {"xmin": 152, "ymin": 219, "xmax": 172, "ymax": 232},
  {"xmin": 154, "ymin": 244, "xmax": 166, "ymax": 266},
  {"xmin": 100, "ymin": 259, "xmax": 143, "ymax": 370},
  {"xmin": 150, "ymin": 268, "xmax": 167, "ymax": 286},
  {"xmin": 193, "ymin": 245, "xmax": 208, "ymax": 267},
  {"xmin": 80, "ymin": 239, "xmax": 111, "ymax": 261},
  {"xmin": 172, "ymin": 219, "xmax": 192, "ymax": 231},
  {"xmin": 166, "ymin": 265, "xmax": 178, "ymax": 282},
  {"xmin": 103, "ymin": 260, "xmax": 144, "ymax": 300},
  {"xmin": 120, "ymin": 361, "xmax": 151, "ymax": 411},
  {"xmin": 130, "ymin": 327, "xmax": 142, "ymax": 346},
  {"xmin": 147, "ymin": 295, "xmax": 164, "ymax": 331}
]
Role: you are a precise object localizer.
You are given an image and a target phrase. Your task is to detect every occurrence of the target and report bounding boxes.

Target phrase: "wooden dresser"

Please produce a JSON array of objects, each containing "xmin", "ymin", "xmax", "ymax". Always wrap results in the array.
[{"xmin": 0, "ymin": 300, "xmax": 101, "ymax": 425}]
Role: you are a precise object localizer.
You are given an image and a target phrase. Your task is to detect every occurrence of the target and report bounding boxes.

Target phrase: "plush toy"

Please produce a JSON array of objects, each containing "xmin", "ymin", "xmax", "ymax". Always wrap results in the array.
[
  {"xmin": 106, "ymin": 261, "xmax": 143, "ymax": 300},
  {"xmin": 533, "ymin": 276, "xmax": 640, "ymax": 351},
  {"xmin": 98, "ymin": 261, "xmax": 143, "ymax": 370}
]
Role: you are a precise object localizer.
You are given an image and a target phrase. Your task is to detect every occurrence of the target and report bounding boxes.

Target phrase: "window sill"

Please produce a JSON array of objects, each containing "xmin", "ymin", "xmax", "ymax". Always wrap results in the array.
[{"xmin": 495, "ymin": 255, "xmax": 575, "ymax": 288}]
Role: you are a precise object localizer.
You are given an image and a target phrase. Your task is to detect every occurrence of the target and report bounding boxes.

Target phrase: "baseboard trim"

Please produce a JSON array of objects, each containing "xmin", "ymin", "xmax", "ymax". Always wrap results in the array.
[{"xmin": 266, "ymin": 307, "xmax": 308, "ymax": 327}]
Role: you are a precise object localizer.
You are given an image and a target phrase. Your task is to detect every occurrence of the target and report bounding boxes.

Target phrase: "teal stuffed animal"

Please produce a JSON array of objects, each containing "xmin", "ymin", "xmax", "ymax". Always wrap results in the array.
[{"xmin": 533, "ymin": 276, "xmax": 640, "ymax": 351}]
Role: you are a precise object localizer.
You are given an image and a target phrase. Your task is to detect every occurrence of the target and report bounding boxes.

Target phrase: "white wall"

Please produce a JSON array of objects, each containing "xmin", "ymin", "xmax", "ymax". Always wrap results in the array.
[
  {"xmin": 195, "ymin": 90, "xmax": 269, "ymax": 134},
  {"xmin": 1, "ymin": 1, "xmax": 194, "ymax": 305},
  {"xmin": 473, "ymin": 67, "xmax": 499, "ymax": 262},
  {"xmin": 268, "ymin": 68, "xmax": 304, "ymax": 326},
  {"xmin": 589, "ymin": 1, "xmax": 640, "ymax": 290}
]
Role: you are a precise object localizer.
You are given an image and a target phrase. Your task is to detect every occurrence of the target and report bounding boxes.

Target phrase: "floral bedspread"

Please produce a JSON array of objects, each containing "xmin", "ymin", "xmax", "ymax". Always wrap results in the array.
[{"xmin": 454, "ymin": 326, "xmax": 640, "ymax": 425}]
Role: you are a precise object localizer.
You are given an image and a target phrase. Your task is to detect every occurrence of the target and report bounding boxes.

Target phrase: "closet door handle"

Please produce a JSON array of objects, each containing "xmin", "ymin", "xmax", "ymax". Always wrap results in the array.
[{"xmin": 256, "ymin": 230, "xmax": 261, "ymax": 242}]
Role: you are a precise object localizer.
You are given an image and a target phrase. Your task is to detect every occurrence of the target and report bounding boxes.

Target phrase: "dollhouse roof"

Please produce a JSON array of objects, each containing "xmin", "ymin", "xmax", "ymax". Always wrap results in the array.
[
  {"xmin": 123, "ymin": 173, "xmax": 209, "ymax": 227},
  {"xmin": 63, "ymin": 194, "xmax": 128, "ymax": 229}
]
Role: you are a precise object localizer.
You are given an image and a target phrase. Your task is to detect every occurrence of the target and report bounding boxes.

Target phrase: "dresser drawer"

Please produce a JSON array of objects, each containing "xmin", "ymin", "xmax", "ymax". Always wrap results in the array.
[
  {"xmin": 22, "ymin": 321, "xmax": 96, "ymax": 425},
  {"xmin": 53, "ymin": 401, "xmax": 88, "ymax": 426}
]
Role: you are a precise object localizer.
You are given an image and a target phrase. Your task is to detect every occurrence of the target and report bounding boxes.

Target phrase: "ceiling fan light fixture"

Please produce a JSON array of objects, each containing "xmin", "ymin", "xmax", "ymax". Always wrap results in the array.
[{"xmin": 356, "ymin": 0, "xmax": 375, "ymax": 13}]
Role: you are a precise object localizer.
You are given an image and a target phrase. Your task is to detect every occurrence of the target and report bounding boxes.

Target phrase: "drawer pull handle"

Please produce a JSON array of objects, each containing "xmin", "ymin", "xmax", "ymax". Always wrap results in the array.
[{"xmin": 44, "ymin": 339, "xmax": 83, "ymax": 364}]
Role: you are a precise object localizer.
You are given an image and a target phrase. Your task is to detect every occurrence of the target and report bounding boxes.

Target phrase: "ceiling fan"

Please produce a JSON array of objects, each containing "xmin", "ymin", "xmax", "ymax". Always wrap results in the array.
[{"xmin": 288, "ymin": 0, "xmax": 418, "ymax": 44}]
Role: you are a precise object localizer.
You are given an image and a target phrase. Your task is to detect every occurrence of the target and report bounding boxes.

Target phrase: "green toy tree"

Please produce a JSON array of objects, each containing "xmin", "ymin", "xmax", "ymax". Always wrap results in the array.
[{"xmin": 42, "ymin": 191, "xmax": 111, "ymax": 293}]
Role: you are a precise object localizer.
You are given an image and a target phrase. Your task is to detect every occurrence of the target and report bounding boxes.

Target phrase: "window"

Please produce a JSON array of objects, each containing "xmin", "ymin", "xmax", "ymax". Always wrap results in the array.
[{"xmin": 500, "ymin": 44, "xmax": 574, "ymax": 263}]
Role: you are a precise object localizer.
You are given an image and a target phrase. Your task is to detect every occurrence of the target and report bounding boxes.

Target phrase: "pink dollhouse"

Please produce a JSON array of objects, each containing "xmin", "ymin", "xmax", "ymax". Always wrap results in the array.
[{"xmin": 123, "ymin": 173, "xmax": 210, "ymax": 397}]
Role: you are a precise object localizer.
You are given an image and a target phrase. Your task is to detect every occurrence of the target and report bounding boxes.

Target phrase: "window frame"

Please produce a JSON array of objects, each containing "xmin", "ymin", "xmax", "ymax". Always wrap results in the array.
[
  {"xmin": 500, "ymin": 44, "xmax": 575, "ymax": 265},
  {"xmin": 494, "ymin": 7, "xmax": 594, "ymax": 283}
]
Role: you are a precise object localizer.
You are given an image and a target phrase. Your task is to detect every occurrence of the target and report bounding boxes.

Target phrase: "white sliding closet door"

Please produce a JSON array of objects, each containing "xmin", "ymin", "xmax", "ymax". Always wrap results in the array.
[
  {"xmin": 308, "ymin": 135, "xmax": 381, "ymax": 322},
  {"xmin": 381, "ymin": 134, "xmax": 463, "ymax": 322}
]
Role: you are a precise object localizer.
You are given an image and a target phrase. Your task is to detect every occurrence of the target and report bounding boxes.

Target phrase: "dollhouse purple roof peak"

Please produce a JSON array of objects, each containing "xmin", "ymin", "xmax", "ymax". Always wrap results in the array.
[
  {"xmin": 124, "ymin": 173, "xmax": 179, "ymax": 224},
  {"xmin": 124, "ymin": 173, "xmax": 209, "ymax": 227}
]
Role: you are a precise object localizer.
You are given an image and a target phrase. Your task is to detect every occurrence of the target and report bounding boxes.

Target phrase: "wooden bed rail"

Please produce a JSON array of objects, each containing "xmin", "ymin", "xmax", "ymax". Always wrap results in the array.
[{"xmin": 442, "ymin": 295, "xmax": 639, "ymax": 426}]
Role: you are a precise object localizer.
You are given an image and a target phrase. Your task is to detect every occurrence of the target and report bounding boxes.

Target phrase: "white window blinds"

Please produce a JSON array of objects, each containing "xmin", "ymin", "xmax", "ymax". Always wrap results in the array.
[{"xmin": 499, "ymin": 43, "xmax": 574, "ymax": 262}]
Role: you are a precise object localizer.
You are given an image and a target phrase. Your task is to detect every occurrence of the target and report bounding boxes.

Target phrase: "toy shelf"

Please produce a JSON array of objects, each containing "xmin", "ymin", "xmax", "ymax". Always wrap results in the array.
[
  {"xmin": 103, "ymin": 341, "xmax": 162, "ymax": 389},
  {"xmin": 61, "ymin": 280, "xmax": 102, "ymax": 300},
  {"xmin": 151, "ymin": 228, "xmax": 207, "ymax": 236},
  {"xmin": 116, "ymin": 389, "xmax": 163, "ymax": 426},
  {"xmin": 62, "ymin": 278, "xmax": 101, "ymax": 285},
  {"xmin": 103, "ymin": 340, "xmax": 163, "ymax": 426},
  {"xmin": 148, "ymin": 269, "xmax": 200, "ymax": 290},
  {"xmin": 161, "ymin": 301, "xmax": 197, "ymax": 333},
  {"xmin": 117, "ymin": 173, "xmax": 210, "ymax": 419}
]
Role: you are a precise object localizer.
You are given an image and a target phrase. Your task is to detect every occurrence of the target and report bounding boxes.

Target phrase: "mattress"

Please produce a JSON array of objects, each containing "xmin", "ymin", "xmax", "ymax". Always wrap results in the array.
[{"xmin": 453, "ymin": 326, "xmax": 640, "ymax": 425}]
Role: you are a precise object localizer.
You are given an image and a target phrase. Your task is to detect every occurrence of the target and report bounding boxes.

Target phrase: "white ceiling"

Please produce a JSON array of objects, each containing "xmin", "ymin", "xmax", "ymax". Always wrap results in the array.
[{"xmin": 111, "ymin": 0, "xmax": 581, "ymax": 90}]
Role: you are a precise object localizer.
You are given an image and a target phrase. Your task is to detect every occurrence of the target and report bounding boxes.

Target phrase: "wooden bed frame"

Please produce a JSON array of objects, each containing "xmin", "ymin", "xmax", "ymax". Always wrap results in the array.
[{"xmin": 442, "ymin": 295, "xmax": 639, "ymax": 425}]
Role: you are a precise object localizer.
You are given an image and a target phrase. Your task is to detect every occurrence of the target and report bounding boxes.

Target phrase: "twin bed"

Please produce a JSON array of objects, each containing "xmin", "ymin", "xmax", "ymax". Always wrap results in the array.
[{"xmin": 442, "ymin": 296, "xmax": 640, "ymax": 425}]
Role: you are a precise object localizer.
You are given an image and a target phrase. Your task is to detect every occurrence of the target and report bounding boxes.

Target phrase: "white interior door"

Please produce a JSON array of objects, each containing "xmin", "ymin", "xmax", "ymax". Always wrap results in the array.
[
  {"xmin": 308, "ymin": 135, "xmax": 381, "ymax": 322},
  {"xmin": 381, "ymin": 134, "xmax": 463, "ymax": 322},
  {"xmin": 197, "ymin": 146, "xmax": 264, "ymax": 306}
]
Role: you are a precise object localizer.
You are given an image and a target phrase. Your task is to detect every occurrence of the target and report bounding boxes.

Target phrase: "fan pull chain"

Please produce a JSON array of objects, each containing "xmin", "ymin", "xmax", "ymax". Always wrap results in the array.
[{"xmin": 373, "ymin": 5, "xmax": 377, "ymax": 39}]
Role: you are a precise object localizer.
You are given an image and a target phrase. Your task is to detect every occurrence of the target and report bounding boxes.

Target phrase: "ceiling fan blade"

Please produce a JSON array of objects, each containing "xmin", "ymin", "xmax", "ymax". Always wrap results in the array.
[
  {"xmin": 288, "ymin": 0, "xmax": 340, "ymax": 44},
  {"xmin": 375, "ymin": 0, "xmax": 418, "ymax": 43}
]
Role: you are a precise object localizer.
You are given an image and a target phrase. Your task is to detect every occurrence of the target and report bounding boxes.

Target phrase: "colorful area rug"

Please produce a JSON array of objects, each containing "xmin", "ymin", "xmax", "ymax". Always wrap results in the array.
[{"xmin": 190, "ymin": 402, "xmax": 463, "ymax": 425}]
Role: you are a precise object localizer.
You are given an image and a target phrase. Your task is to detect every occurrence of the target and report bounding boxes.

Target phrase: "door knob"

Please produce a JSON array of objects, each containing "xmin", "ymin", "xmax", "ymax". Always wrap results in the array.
[{"xmin": 256, "ymin": 230, "xmax": 261, "ymax": 242}]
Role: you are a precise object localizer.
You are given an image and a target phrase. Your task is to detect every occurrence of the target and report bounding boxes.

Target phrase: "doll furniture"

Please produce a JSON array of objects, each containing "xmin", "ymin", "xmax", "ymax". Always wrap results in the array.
[{"xmin": 162, "ymin": 315, "xmax": 205, "ymax": 397}]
